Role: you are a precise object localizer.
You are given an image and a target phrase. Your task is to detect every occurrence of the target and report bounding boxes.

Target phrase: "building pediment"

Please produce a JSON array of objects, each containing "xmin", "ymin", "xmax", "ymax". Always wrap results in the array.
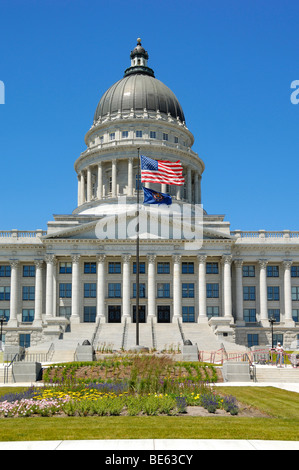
[{"xmin": 43, "ymin": 209, "xmax": 234, "ymax": 243}]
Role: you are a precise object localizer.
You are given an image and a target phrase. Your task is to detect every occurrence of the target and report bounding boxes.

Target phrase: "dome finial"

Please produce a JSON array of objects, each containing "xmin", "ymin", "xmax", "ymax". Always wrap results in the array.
[{"xmin": 137, "ymin": 37, "xmax": 142, "ymax": 45}]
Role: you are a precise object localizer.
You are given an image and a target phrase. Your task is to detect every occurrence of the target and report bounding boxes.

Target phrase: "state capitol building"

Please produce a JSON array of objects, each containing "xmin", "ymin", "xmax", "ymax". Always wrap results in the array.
[{"xmin": 1, "ymin": 40, "xmax": 299, "ymax": 356}]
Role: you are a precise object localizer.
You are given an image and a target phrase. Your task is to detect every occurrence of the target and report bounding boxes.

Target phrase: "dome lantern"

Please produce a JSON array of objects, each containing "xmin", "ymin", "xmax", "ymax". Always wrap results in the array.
[{"xmin": 124, "ymin": 38, "xmax": 155, "ymax": 78}]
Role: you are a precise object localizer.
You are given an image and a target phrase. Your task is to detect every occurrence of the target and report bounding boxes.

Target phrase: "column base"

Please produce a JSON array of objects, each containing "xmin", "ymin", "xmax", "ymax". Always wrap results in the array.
[
  {"xmin": 33, "ymin": 320, "xmax": 43, "ymax": 328},
  {"xmin": 198, "ymin": 316, "xmax": 209, "ymax": 324},
  {"xmin": 8, "ymin": 319, "xmax": 18, "ymax": 328},
  {"xmin": 123, "ymin": 316, "xmax": 131, "ymax": 323},
  {"xmin": 70, "ymin": 316, "xmax": 81, "ymax": 324}
]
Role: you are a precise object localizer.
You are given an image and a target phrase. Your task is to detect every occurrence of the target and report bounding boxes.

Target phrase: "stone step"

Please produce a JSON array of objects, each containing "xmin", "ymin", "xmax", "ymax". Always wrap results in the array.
[{"xmin": 255, "ymin": 366, "xmax": 299, "ymax": 382}]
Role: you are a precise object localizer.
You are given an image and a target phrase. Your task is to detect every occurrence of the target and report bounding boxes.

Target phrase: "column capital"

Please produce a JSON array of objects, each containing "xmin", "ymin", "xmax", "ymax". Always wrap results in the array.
[
  {"xmin": 71, "ymin": 254, "xmax": 81, "ymax": 264},
  {"xmin": 222, "ymin": 254, "xmax": 233, "ymax": 265},
  {"xmin": 234, "ymin": 259, "xmax": 244, "ymax": 268},
  {"xmin": 9, "ymin": 259, "xmax": 19, "ymax": 268},
  {"xmin": 258, "ymin": 259, "xmax": 268, "ymax": 269},
  {"xmin": 97, "ymin": 254, "xmax": 106, "ymax": 263},
  {"xmin": 197, "ymin": 254, "xmax": 207, "ymax": 263},
  {"xmin": 45, "ymin": 254, "xmax": 57, "ymax": 265},
  {"xmin": 283, "ymin": 259, "xmax": 293, "ymax": 269},
  {"xmin": 122, "ymin": 254, "xmax": 132, "ymax": 263},
  {"xmin": 34, "ymin": 259, "xmax": 44, "ymax": 269},
  {"xmin": 147, "ymin": 254, "xmax": 156, "ymax": 263},
  {"xmin": 172, "ymin": 254, "xmax": 182, "ymax": 264}
]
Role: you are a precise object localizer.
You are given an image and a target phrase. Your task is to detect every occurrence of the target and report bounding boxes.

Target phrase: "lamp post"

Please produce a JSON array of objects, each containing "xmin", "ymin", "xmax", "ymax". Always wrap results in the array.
[
  {"xmin": 0, "ymin": 315, "xmax": 5, "ymax": 352},
  {"xmin": 269, "ymin": 316, "xmax": 276, "ymax": 349}
]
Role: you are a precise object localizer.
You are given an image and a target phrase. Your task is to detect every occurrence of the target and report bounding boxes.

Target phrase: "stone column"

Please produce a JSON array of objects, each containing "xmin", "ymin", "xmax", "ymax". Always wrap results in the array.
[
  {"xmin": 128, "ymin": 158, "xmax": 133, "ymax": 197},
  {"xmin": 112, "ymin": 160, "xmax": 117, "ymax": 197},
  {"xmin": 97, "ymin": 254, "xmax": 106, "ymax": 322},
  {"xmin": 194, "ymin": 173, "xmax": 199, "ymax": 204},
  {"xmin": 9, "ymin": 260, "xmax": 19, "ymax": 327},
  {"xmin": 80, "ymin": 172, "xmax": 85, "ymax": 205},
  {"xmin": 71, "ymin": 255, "xmax": 81, "ymax": 323},
  {"xmin": 173, "ymin": 255, "xmax": 182, "ymax": 321},
  {"xmin": 187, "ymin": 167, "xmax": 192, "ymax": 203},
  {"xmin": 198, "ymin": 254, "xmax": 207, "ymax": 323},
  {"xmin": 87, "ymin": 167, "xmax": 92, "ymax": 202},
  {"xmin": 147, "ymin": 254, "xmax": 156, "ymax": 320},
  {"xmin": 222, "ymin": 255, "xmax": 233, "ymax": 319},
  {"xmin": 259, "ymin": 260, "xmax": 268, "ymax": 325},
  {"xmin": 97, "ymin": 163, "xmax": 103, "ymax": 200},
  {"xmin": 122, "ymin": 254, "xmax": 131, "ymax": 322},
  {"xmin": 77, "ymin": 175, "xmax": 81, "ymax": 207},
  {"xmin": 161, "ymin": 184, "xmax": 167, "ymax": 194},
  {"xmin": 45, "ymin": 255, "xmax": 56, "ymax": 318},
  {"xmin": 34, "ymin": 260, "xmax": 44, "ymax": 326},
  {"xmin": 283, "ymin": 260, "xmax": 294, "ymax": 326},
  {"xmin": 234, "ymin": 259, "xmax": 244, "ymax": 325}
]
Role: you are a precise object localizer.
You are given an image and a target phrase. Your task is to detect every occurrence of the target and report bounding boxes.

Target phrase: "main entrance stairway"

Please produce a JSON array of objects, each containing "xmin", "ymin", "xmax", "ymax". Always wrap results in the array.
[{"xmin": 26, "ymin": 320, "xmax": 247, "ymax": 362}]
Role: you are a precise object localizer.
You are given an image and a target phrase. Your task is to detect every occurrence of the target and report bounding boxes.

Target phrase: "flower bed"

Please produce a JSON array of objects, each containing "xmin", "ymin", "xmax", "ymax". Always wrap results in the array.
[{"xmin": 0, "ymin": 383, "xmax": 240, "ymax": 418}]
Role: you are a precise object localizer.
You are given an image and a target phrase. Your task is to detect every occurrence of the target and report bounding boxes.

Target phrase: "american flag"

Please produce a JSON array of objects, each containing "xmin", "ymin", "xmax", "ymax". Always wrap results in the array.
[{"xmin": 140, "ymin": 155, "xmax": 185, "ymax": 186}]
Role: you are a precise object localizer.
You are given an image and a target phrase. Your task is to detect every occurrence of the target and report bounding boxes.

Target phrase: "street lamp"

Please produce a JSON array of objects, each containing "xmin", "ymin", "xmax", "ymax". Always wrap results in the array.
[
  {"xmin": 0, "ymin": 315, "xmax": 5, "ymax": 352},
  {"xmin": 269, "ymin": 316, "xmax": 276, "ymax": 350}
]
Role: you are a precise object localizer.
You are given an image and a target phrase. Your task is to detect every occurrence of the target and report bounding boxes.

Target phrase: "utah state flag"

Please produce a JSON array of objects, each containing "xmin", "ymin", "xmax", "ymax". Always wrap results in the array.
[{"xmin": 142, "ymin": 187, "xmax": 172, "ymax": 205}]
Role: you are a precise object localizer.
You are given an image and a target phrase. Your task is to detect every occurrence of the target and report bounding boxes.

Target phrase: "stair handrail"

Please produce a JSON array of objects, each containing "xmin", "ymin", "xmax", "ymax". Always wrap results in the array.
[
  {"xmin": 151, "ymin": 318, "xmax": 157, "ymax": 350},
  {"xmin": 4, "ymin": 353, "xmax": 18, "ymax": 384},
  {"xmin": 177, "ymin": 318, "xmax": 186, "ymax": 344},
  {"xmin": 121, "ymin": 318, "xmax": 127, "ymax": 350},
  {"xmin": 91, "ymin": 317, "xmax": 101, "ymax": 348}
]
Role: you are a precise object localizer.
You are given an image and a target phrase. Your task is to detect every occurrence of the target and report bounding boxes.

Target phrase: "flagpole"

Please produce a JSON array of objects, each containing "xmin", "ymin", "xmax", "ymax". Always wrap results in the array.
[{"xmin": 136, "ymin": 147, "xmax": 140, "ymax": 346}]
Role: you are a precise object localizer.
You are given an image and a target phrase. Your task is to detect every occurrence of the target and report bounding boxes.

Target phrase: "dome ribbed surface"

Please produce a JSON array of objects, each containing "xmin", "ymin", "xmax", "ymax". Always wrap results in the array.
[{"xmin": 93, "ymin": 73, "xmax": 185, "ymax": 123}]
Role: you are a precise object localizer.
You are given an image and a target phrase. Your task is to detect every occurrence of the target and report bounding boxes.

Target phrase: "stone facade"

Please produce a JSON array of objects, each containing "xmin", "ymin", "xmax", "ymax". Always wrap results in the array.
[{"xmin": 0, "ymin": 40, "xmax": 298, "ymax": 350}]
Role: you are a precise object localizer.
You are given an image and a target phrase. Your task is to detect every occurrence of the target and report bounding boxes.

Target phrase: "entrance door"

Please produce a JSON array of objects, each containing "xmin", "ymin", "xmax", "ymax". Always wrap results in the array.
[
  {"xmin": 157, "ymin": 306, "xmax": 171, "ymax": 323},
  {"xmin": 108, "ymin": 306, "xmax": 121, "ymax": 323},
  {"xmin": 133, "ymin": 306, "xmax": 146, "ymax": 323}
]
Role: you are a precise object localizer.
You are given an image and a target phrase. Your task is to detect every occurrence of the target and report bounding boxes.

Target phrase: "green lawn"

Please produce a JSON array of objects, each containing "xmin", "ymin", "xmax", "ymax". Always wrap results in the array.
[{"xmin": 0, "ymin": 386, "xmax": 299, "ymax": 442}]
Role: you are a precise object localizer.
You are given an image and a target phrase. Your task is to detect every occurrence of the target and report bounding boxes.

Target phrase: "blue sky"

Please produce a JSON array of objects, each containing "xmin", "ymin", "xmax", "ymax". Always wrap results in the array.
[{"xmin": 0, "ymin": 0, "xmax": 298, "ymax": 231}]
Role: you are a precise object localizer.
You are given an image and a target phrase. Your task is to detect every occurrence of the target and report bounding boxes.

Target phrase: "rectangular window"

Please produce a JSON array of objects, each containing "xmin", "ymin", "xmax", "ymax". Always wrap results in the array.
[
  {"xmin": 0, "ymin": 287, "xmax": 10, "ymax": 301},
  {"xmin": 136, "ymin": 130, "xmax": 142, "ymax": 138},
  {"xmin": 268, "ymin": 286, "xmax": 280, "ymax": 301},
  {"xmin": 243, "ymin": 309, "xmax": 257, "ymax": 322},
  {"xmin": 206, "ymin": 262, "xmax": 219, "ymax": 274},
  {"xmin": 207, "ymin": 306, "xmax": 219, "ymax": 318},
  {"xmin": 292, "ymin": 309, "xmax": 299, "ymax": 322},
  {"xmin": 182, "ymin": 262, "xmax": 194, "ymax": 274},
  {"xmin": 150, "ymin": 131, "xmax": 156, "ymax": 139},
  {"xmin": 122, "ymin": 131, "xmax": 129, "ymax": 138},
  {"xmin": 22, "ymin": 286, "xmax": 35, "ymax": 301},
  {"xmin": 60, "ymin": 262, "xmax": 72, "ymax": 274},
  {"xmin": 273, "ymin": 334, "xmax": 283, "ymax": 347},
  {"xmin": 243, "ymin": 286, "xmax": 256, "ymax": 301},
  {"xmin": 133, "ymin": 262, "xmax": 146, "ymax": 274},
  {"xmin": 22, "ymin": 309, "xmax": 34, "ymax": 323},
  {"xmin": 243, "ymin": 265, "xmax": 255, "ymax": 277},
  {"xmin": 292, "ymin": 286, "xmax": 299, "ymax": 301},
  {"xmin": 133, "ymin": 283, "xmax": 146, "ymax": 298},
  {"xmin": 182, "ymin": 283, "xmax": 194, "ymax": 298},
  {"xmin": 174, "ymin": 136, "xmax": 178, "ymax": 144},
  {"xmin": 19, "ymin": 334, "xmax": 31, "ymax": 348},
  {"xmin": 109, "ymin": 132, "xmax": 115, "ymax": 140},
  {"xmin": 157, "ymin": 262, "xmax": 170, "ymax": 274},
  {"xmin": 268, "ymin": 309, "xmax": 280, "ymax": 323},
  {"xmin": 59, "ymin": 283, "xmax": 72, "ymax": 298},
  {"xmin": 163, "ymin": 133, "xmax": 168, "ymax": 141},
  {"xmin": 182, "ymin": 306, "xmax": 195, "ymax": 322},
  {"xmin": 84, "ymin": 306, "xmax": 96, "ymax": 323},
  {"xmin": 108, "ymin": 283, "xmax": 121, "ymax": 298},
  {"xmin": 59, "ymin": 307, "xmax": 72, "ymax": 318},
  {"xmin": 248, "ymin": 334, "xmax": 259, "ymax": 347},
  {"xmin": 291, "ymin": 266, "xmax": 299, "ymax": 277},
  {"xmin": 23, "ymin": 265, "xmax": 35, "ymax": 277},
  {"xmin": 109, "ymin": 262, "xmax": 121, "ymax": 274},
  {"xmin": 267, "ymin": 265, "xmax": 279, "ymax": 277},
  {"xmin": 0, "ymin": 309, "xmax": 10, "ymax": 321},
  {"xmin": 157, "ymin": 283, "xmax": 170, "ymax": 298},
  {"xmin": 84, "ymin": 283, "xmax": 97, "ymax": 298},
  {"xmin": 206, "ymin": 283, "xmax": 219, "ymax": 298},
  {"xmin": 84, "ymin": 262, "xmax": 96, "ymax": 274},
  {"xmin": 0, "ymin": 266, "xmax": 11, "ymax": 277}
]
